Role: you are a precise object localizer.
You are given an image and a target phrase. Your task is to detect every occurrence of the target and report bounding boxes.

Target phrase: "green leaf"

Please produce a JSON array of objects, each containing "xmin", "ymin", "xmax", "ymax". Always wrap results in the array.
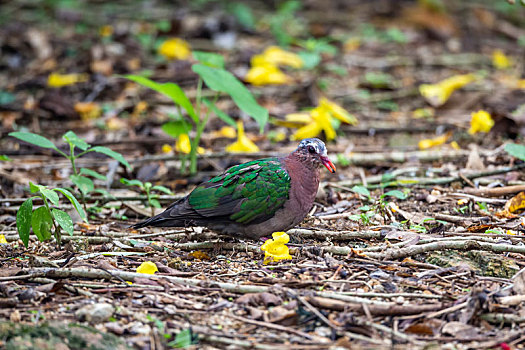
[
  {"xmin": 351, "ymin": 185, "xmax": 371, "ymax": 199},
  {"xmin": 54, "ymin": 188, "xmax": 87, "ymax": 223},
  {"xmin": 87, "ymin": 146, "xmax": 131, "ymax": 170},
  {"xmin": 227, "ymin": 3, "xmax": 255, "ymax": 29},
  {"xmin": 0, "ymin": 155, "xmax": 11, "ymax": 161},
  {"xmin": 152, "ymin": 185, "xmax": 172, "ymax": 194},
  {"xmin": 382, "ymin": 190, "xmax": 407, "ymax": 200},
  {"xmin": 9, "ymin": 132, "xmax": 59, "ymax": 151},
  {"xmin": 297, "ymin": 51, "xmax": 321, "ymax": 70},
  {"xmin": 79, "ymin": 168, "xmax": 107, "ymax": 181},
  {"xmin": 505, "ymin": 143, "xmax": 525, "ymax": 161},
  {"xmin": 63, "ymin": 130, "xmax": 90, "ymax": 151},
  {"xmin": 202, "ymin": 99, "xmax": 237, "ymax": 128},
  {"xmin": 16, "ymin": 198, "xmax": 33, "ymax": 247},
  {"xmin": 149, "ymin": 198, "xmax": 161, "ymax": 208},
  {"xmin": 168, "ymin": 329, "xmax": 194, "ymax": 348},
  {"xmin": 31, "ymin": 206, "xmax": 53, "ymax": 241},
  {"xmin": 0, "ymin": 91, "xmax": 16, "ymax": 105},
  {"xmin": 191, "ymin": 64, "xmax": 268, "ymax": 133},
  {"xmin": 52, "ymin": 209, "xmax": 74, "ymax": 236},
  {"xmin": 192, "ymin": 51, "xmax": 225, "ymax": 69},
  {"xmin": 41, "ymin": 188, "xmax": 60, "ymax": 205},
  {"xmin": 70, "ymin": 175, "xmax": 94, "ymax": 195},
  {"xmin": 29, "ymin": 182, "xmax": 44, "ymax": 194},
  {"xmin": 123, "ymin": 75, "xmax": 198, "ymax": 123},
  {"xmin": 120, "ymin": 178, "xmax": 144, "ymax": 188},
  {"xmin": 161, "ymin": 120, "xmax": 192, "ymax": 138}
]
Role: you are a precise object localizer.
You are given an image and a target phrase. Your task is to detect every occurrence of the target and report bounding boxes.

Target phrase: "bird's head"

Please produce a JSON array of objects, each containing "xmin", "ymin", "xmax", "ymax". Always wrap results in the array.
[{"xmin": 295, "ymin": 138, "xmax": 336, "ymax": 173}]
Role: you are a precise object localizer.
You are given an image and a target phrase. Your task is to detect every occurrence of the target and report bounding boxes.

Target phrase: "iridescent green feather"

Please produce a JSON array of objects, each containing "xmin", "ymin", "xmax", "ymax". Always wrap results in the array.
[{"xmin": 188, "ymin": 158, "xmax": 291, "ymax": 224}]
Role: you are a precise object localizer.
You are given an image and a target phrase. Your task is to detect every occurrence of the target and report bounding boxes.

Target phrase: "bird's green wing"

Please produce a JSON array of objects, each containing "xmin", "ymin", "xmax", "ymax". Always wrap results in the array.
[{"xmin": 188, "ymin": 158, "xmax": 291, "ymax": 224}]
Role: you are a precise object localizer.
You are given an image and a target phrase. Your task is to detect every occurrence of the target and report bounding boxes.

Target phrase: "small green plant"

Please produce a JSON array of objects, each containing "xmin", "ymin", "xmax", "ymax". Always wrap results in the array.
[
  {"xmin": 167, "ymin": 328, "xmax": 197, "ymax": 348},
  {"xmin": 16, "ymin": 182, "xmax": 87, "ymax": 247},
  {"xmin": 124, "ymin": 51, "xmax": 268, "ymax": 175},
  {"xmin": 264, "ymin": 0, "xmax": 305, "ymax": 46},
  {"xmin": 121, "ymin": 179, "xmax": 172, "ymax": 216},
  {"xmin": 0, "ymin": 155, "xmax": 11, "ymax": 161},
  {"xmin": 9, "ymin": 131, "xmax": 131, "ymax": 208}
]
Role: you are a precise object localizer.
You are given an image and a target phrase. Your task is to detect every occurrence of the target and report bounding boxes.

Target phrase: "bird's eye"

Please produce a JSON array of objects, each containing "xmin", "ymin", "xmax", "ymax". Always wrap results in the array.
[{"xmin": 308, "ymin": 145, "xmax": 316, "ymax": 154}]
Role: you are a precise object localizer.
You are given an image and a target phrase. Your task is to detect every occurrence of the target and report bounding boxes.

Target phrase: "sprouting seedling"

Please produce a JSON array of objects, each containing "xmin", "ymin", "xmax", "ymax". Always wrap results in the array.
[
  {"xmin": 123, "ymin": 51, "xmax": 268, "ymax": 175},
  {"xmin": 9, "ymin": 131, "xmax": 131, "ymax": 209},
  {"xmin": 16, "ymin": 182, "xmax": 86, "ymax": 247},
  {"xmin": 121, "ymin": 178, "xmax": 172, "ymax": 216}
]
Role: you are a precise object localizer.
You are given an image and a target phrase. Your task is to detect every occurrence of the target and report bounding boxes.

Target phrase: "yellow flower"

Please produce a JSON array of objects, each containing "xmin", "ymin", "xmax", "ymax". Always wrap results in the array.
[
  {"xmin": 226, "ymin": 121, "xmax": 260, "ymax": 153},
  {"xmin": 47, "ymin": 72, "xmax": 88, "ymax": 87},
  {"xmin": 176, "ymin": 134, "xmax": 205, "ymax": 154},
  {"xmin": 492, "ymin": 49, "xmax": 512, "ymax": 69},
  {"xmin": 319, "ymin": 97, "xmax": 358, "ymax": 124},
  {"xmin": 162, "ymin": 144, "xmax": 173, "ymax": 154},
  {"xmin": 290, "ymin": 98, "xmax": 357, "ymax": 141},
  {"xmin": 99, "ymin": 25, "xmax": 113, "ymax": 37},
  {"xmin": 245, "ymin": 63, "xmax": 291, "ymax": 86},
  {"xmin": 0, "ymin": 234, "xmax": 7, "ymax": 244},
  {"xmin": 419, "ymin": 74, "xmax": 476, "ymax": 107},
  {"xmin": 469, "ymin": 110, "xmax": 494, "ymax": 135},
  {"xmin": 210, "ymin": 126, "xmax": 237, "ymax": 139},
  {"xmin": 158, "ymin": 38, "xmax": 191, "ymax": 60},
  {"xmin": 74, "ymin": 102, "xmax": 101, "ymax": 120},
  {"xmin": 252, "ymin": 46, "xmax": 303, "ymax": 69},
  {"xmin": 418, "ymin": 132, "xmax": 452, "ymax": 150},
  {"xmin": 260, "ymin": 232, "xmax": 292, "ymax": 264},
  {"xmin": 136, "ymin": 261, "xmax": 158, "ymax": 274},
  {"xmin": 285, "ymin": 113, "xmax": 312, "ymax": 124}
]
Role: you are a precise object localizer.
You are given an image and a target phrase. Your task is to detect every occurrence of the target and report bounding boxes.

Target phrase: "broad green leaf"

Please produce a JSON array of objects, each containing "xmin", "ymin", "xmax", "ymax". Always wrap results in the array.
[
  {"xmin": 120, "ymin": 178, "xmax": 144, "ymax": 188},
  {"xmin": 16, "ymin": 198, "xmax": 33, "ymax": 247},
  {"xmin": 191, "ymin": 64, "xmax": 268, "ymax": 132},
  {"xmin": 149, "ymin": 198, "xmax": 161, "ymax": 208},
  {"xmin": 29, "ymin": 182, "xmax": 43, "ymax": 193},
  {"xmin": 88, "ymin": 146, "xmax": 131, "ymax": 170},
  {"xmin": 31, "ymin": 207, "xmax": 53, "ymax": 241},
  {"xmin": 382, "ymin": 190, "xmax": 407, "ymax": 200},
  {"xmin": 505, "ymin": 143, "xmax": 525, "ymax": 161},
  {"xmin": 0, "ymin": 155, "xmax": 11, "ymax": 161},
  {"xmin": 227, "ymin": 2, "xmax": 255, "ymax": 30},
  {"xmin": 297, "ymin": 51, "xmax": 321, "ymax": 70},
  {"xmin": 80, "ymin": 167, "xmax": 107, "ymax": 180},
  {"xmin": 70, "ymin": 175, "xmax": 94, "ymax": 195},
  {"xmin": 123, "ymin": 75, "xmax": 198, "ymax": 123},
  {"xmin": 161, "ymin": 120, "xmax": 192, "ymax": 138},
  {"xmin": 351, "ymin": 185, "xmax": 371, "ymax": 199},
  {"xmin": 202, "ymin": 99, "xmax": 237, "ymax": 128},
  {"xmin": 192, "ymin": 51, "xmax": 225, "ymax": 69},
  {"xmin": 168, "ymin": 328, "xmax": 194, "ymax": 348},
  {"xmin": 41, "ymin": 188, "xmax": 60, "ymax": 205},
  {"xmin": 54, "ymin": 188, "xmax": 87, "ymax": 223},
  {"xmin": 52, "ymin": 209, "xmax": 74, "ymax": 236},
  {"xmin": 63, "ymin": 130, "xmax": 90, "ymax": 151},
  {"xmin": 152, "ymin": 185, "xmax": 172, "ymax": 194},
  {"xmin": 9, "ymin": 132, "xmax": 58, "ymax": 151}
]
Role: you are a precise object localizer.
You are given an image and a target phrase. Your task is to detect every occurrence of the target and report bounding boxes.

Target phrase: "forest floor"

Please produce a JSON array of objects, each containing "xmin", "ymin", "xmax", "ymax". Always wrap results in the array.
[{"xmin": 1, "ymin": 0, "xmax": 525, "ymax": 349}]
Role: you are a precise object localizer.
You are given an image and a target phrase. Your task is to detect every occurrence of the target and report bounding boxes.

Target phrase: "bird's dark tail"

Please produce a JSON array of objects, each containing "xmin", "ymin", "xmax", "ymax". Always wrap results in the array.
[{"xmin": 131, "ymin": 197, "xmax": 195, "ymax": 229}]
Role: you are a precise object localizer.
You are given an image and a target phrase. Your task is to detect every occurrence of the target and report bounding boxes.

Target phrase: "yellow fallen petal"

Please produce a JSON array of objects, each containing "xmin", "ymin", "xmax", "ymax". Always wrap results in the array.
[
  {"xmin": 258, "ymin": 46, "xmax": 303, "ymax": 68},
  {"xmin": 291, "ymin": 118, "xmax": 323, "ymax": 141},
  {"xmin": 74, "ymin": 102, "xmax": 101, "ymax": 120},
  {"xmin": 418, "ymin": 132, "xmax": 451, "ymax": 150},
  {"xmin": 412, "ymin": 107, "xmax": 435, "ymax": 119},
  {"xmin": 285, "ymin": 112, "xmax": 313, "ymax": 124},
  {"xmin": 319, "ymin": 97, "xmax": 358, "ymax": 125},
  {"xmin": 162, "ymin": 144, "xmax": 173, "ymax": 154},
  {"xmin": 0, "ymin": 234, "xmax": 7, "ymax": 244},
  {"xmin": 47, "ymin": 72, "xmax": 88, "ymax": 88},
  {"xmin": 99, "ymin": 25, "xmax": 113, "ymax": 37},
  {"xmin": 449, "ymin": 141, "xmax": 460, "ymax": 150},
  {"xmin": 312, "ymin": 107, "xmax": 337, "ymax": 141},
  {"xmin": 245, "ymin": 64, "xmax": 292, "ymax": 86},
  {"xmin": 492, "ymin": 49, "xmax": 512, "ymax": 69},
  {"xmin": 158, "ymin": 38, "xmax": 191, "ymax": 60},
  {"xmin": 211, "ymin": 126, "xmax": 237, "ymax": 139},
  {"xmin": 468, "ymin": 110, "xmax": 494, "ymax": 135},
  {"xmin": 226, "ymin": 121, "xmax": 260, "ymax": 153},
  {"xmin": 343, "ymin": 37, "xmax": 361, "ymax": 52},
  {"xmin": 261, "ymin": 232, "xmax": 292, "ymax": 264},
  {"xmin": 176, "ymin": 134, "xmax": 192, "ymax": 154},
  {"xmin": 136, "ymin": 261, "xmax": 158, "ymax": 274},
  {"xmin": 457, "ymin": 198, "xmax": 469, "ymax": 205},
  {"xmin": 419, "ymin": 74, "xmax": 476, "ymax": 107}
]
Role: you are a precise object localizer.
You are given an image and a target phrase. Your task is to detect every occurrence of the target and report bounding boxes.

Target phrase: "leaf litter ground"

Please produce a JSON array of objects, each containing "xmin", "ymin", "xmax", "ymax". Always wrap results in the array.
[{"xmin": 1, "ymin": 1, "xmax": 525, "ymax": 349}]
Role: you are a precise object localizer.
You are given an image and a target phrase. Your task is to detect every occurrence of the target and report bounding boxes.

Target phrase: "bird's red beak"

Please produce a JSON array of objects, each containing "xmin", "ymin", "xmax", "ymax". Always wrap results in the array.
[{"xmin": 321, "ymin": 156, "xmax": 336, "ymax": 173}]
